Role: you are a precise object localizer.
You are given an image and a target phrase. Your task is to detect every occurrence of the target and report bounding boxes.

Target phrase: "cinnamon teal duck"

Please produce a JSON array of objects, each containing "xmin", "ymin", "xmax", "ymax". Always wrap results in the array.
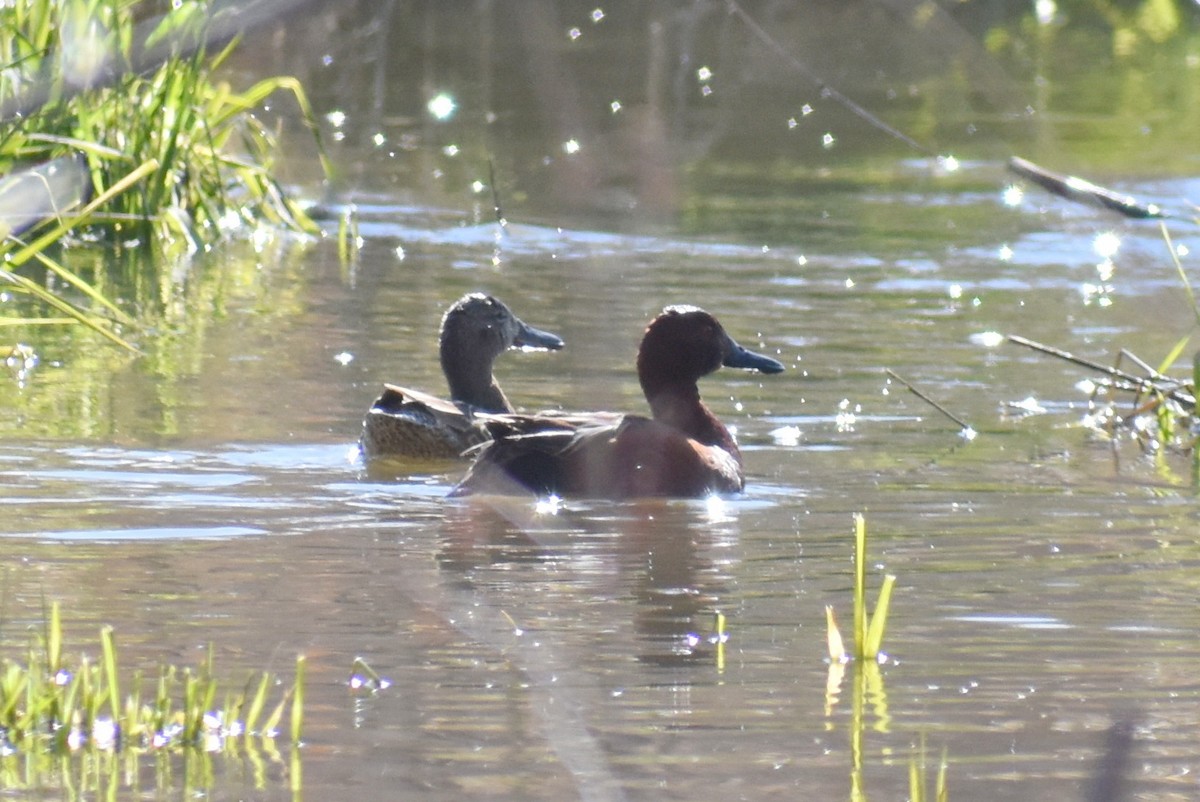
[
  {"xmin": 359, "ymin": 293, "xmax": 564, "ymax": 460},
  {"xmin": 449, "ymin": 305, "xmax": 783, "ymax": 498}
]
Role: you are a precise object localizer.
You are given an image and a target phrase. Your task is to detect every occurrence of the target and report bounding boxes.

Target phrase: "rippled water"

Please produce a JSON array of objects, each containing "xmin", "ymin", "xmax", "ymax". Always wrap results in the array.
[{"xmin": 5, "ymin": 2, "xmax": 1200, "ymax": 800}]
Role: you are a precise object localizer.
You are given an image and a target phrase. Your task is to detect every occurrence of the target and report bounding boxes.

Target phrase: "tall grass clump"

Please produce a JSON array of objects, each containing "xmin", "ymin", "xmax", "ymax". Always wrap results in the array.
[{"xmin": 0, "ymin": 0, "xmax": 329, "ymax": 344}]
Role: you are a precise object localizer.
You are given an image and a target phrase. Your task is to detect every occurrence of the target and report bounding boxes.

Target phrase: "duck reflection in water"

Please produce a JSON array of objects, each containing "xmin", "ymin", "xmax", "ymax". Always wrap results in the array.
[
  {"xmin": 437, "ymin": 499, "xmax": 738, "ymax": 667},
  {"xmin": 451, "ymin": 305, "xmax": 784, "ymax": 499}
]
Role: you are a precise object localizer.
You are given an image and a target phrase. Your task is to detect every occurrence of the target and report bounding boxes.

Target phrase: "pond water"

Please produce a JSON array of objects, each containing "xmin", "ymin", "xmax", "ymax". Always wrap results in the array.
[{"xmin": 4, "ymin": 2, "xmax": 1200, "ymax": 800}]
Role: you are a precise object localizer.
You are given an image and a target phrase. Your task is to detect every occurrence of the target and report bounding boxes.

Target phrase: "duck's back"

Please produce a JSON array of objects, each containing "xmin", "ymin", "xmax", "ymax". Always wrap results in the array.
[
  {"xmin": 360, "ymin": 385, "xmax": 487, "ymax": 460},
  {"xmin": 451, "ymin": 414, "xmax": 743, "ymax": 498}
]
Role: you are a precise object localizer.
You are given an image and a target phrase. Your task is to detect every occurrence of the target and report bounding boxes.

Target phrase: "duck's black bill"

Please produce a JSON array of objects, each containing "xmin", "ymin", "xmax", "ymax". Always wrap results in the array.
[
  {"xmin": 513, "ymin": 320, "xmax": 565, "ymax": 351},
  {"xmin": 725, "ymin": 342, "xmax": 785, "ymax": 374}
]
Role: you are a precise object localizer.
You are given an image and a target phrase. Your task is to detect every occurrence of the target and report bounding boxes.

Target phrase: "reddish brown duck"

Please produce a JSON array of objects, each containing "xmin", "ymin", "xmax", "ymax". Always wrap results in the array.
[{"xmin": 450, "ymin": 305, "xmax": 783, "ymax": 498}]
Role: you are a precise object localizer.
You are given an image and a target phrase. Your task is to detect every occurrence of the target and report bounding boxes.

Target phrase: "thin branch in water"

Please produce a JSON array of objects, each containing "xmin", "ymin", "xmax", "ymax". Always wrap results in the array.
[
  {"xmin": 1008, "ymin": 156, "xmax": 1166, "ymax": 220},
  {"xmin": 885, "ymin": 369, "xmax": 974, "ymax": 434},
  {"xmin": 724, "ymin": 0, "xmax": 933, "ymax": 157},
  {"xmin": 1006, "ymin": 335, "xmax": 1195, "ymax": 408}
]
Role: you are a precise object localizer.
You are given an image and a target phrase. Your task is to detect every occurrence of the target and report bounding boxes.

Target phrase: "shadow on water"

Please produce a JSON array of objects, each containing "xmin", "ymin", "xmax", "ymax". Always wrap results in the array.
[{"xmin": 6, "ymin": 1, "xmax": 1200, "ymax": 800}]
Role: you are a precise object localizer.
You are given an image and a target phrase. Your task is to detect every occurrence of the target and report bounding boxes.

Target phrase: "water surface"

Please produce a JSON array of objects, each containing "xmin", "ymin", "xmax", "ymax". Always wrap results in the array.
[{"xmin": 4, "ymin": 2, "xmax": 1200, "ymax": 800}]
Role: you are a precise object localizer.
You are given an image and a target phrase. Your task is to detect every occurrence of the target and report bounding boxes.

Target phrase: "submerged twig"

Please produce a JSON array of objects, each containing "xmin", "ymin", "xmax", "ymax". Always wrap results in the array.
[
  {"xmin": 884, "ymin": 369, "xmax": 974, "ymax": 433},
  {"xmin": 1008, "ymin": 156, "xmax": 1165, "ymax": 220}
]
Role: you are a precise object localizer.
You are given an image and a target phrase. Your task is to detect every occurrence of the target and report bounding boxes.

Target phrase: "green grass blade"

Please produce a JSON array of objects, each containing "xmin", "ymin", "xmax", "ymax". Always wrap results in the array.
[
  {"xmin": 0, "ymin": 268, "xmax": 139, "ymax": 351},
  {"xmin": 243, "ymin": 672, "xmax": 270, "ymax": 735},
  {"xmin": 290, "ymin": 655, "xmax": 304, "ymax": 745},
  {"xmin": 48, "ymin": 600, "xmax": 62, "ymax": 674},
  {"xmin": 825, "ymin": 605, "xmax": 846, "ymax": 663},
  {"xmin": 1154, "ymin": 333, "xmax": 1190, "ymax": 377},
  {"xmin": 262, "ymin": 687, "xmax": 291, "ymax": 738},
  {"xmin": 99, "ymin": 626, "xmax": 119, "ymax": 720},
  {"xmin": 936, "ymin": 747, "xmax": 949, "ymax": 802},
  {"xmin": 864, "ymin": 574, "xmax": 896, "ymax": 659},
  {"xmin": 27, "ymin": 246, "xmax": 136, "ymax": 327},
  {"xmin": 853, "ymin": 513, "xmax": 866, "ymax": 659}
]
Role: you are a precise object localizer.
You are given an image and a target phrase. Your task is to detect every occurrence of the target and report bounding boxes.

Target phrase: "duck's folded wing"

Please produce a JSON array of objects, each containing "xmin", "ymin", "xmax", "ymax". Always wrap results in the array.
[
  {"xmin": 450, "ymin": 413, "xmax": 627, "ymax": 496},
  {"xmin": 374, "ymin": 383, "xmax": 466, "ymax": 417},
  {"xmin": 361, "ymin": 384, "xmax": 481, "ymax": 460}
]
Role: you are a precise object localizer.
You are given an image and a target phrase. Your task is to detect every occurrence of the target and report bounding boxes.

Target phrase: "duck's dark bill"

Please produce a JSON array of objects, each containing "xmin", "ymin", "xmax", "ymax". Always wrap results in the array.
[
  {"xmin": 725, "ymin": 343, "xmax": 785, "ymax": 374},
  {"xmin": 513, "ymin": 321, "xmax": 565, "ymax": 351}
]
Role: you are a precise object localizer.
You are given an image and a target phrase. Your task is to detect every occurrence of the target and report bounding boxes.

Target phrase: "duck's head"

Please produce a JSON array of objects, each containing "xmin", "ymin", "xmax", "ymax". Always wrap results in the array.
[
  {"xmin": 440, "ymin": 293, "xmax": 565, "ymax": 362},
  {"xmin": 636, "ymin": 305, "xmax": 783, "ymax": 396}
]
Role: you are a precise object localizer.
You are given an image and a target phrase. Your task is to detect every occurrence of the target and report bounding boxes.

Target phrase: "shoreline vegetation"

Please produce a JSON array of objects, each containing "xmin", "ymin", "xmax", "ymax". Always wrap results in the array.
[{"xmin": 0, "ymin": 0, "xmax": 329, "ymax": 352}]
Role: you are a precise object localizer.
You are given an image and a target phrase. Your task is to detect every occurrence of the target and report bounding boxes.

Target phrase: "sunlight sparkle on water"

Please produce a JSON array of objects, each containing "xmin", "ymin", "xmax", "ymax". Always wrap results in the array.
[
  {"xmin": 771, "ymin": 425, "xmax": 801, "ymax": 446},
  {"xmin": 998, "ymin": 244, "xmax": 1014, "ymax": 261},
  {"xmin": 427, "ymin": 93, "xmax": 456, "ymax": 120},
  {"xmin": 1093, "ymin": 231, "xmax": 1121, "ymax": 259},
  {"xmin": 568, "ymin": 27, "xmax": 581, "ymax": 40},
  {"xmin": 472, "ymin": 180, "xmax": 485, "ymax": 193},
  {"xmin": 611, "ymin": 99, "xmax": 622, "ymax": 113},
  {"xmin": 592, "ymin": 8, "xmax": 605, "ymax": 22},
  {"xmin": 325, "ymin": 110, "xmax": 346, "ymax": 128},
  {"xmin": 1011, "ymin": 396, "xmax": 1047, "ymax": 414},
  {"xmin": 704, "ymin": 494, "xmax": 733, "ymax": 523},
  {"xmin": 535, "ymin": 495, "xmax": 562, "ymax": 515},
  {"xmin": 372, "ymin": 133, "xmax": 385, "ymax": 147},
  {"xmin": 333, "ymin": 352, "xmax": 354, "ymax": 366},
  {"xmin": 969, "ymin": 331, "xmax": 1005, "ymax": 348},
  {"xmin": 697, "ymin": 66, "xmax": 712, "ymax": 82},
  {"xmin": 1002, "ymin": 184, "xmax": 1024, "ymax": 206},
  {"xmin": 1036, "ymin": 0, "xmax": 1057, "ymax": 25},
  {"xmin": 822, "ymin": 133, "xmax": 836, "ymax": 149},
  {"xmin": 937, "ymin": 155, "xmax": 960, "ymax": 173},
  {"xmin": 836, "ymin": 399, "xmax": 859, "ymax": 432},
  {"xmin": 563, "ymin": 139, "xmax": 581, "ymax": 154},
  {"xmin": 948, "ymin": 283, "xmax": 963, "ymax": 299}
]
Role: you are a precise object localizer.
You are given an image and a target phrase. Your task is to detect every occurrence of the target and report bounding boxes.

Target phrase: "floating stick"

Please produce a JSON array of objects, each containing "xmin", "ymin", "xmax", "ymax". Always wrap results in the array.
[{"xmin": 1008, "ymin": 156, "xmax": 1165, "ymax": 219}]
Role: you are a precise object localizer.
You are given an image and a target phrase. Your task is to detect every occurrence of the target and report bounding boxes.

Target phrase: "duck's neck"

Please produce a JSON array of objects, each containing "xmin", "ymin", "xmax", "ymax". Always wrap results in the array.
[
  {"xmin": 646, "ymin": 386, "xmax": 742, "ymax": 463},
  {"xmin": 442, "ymin": 349, "xmax": 512, "ymax": 413}
]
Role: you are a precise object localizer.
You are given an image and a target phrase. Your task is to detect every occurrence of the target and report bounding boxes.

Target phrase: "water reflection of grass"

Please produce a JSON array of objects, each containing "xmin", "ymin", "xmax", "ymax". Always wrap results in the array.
[{"xmin": 0, "ymin": 602, "xmax": 304, "ymax": 799}]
